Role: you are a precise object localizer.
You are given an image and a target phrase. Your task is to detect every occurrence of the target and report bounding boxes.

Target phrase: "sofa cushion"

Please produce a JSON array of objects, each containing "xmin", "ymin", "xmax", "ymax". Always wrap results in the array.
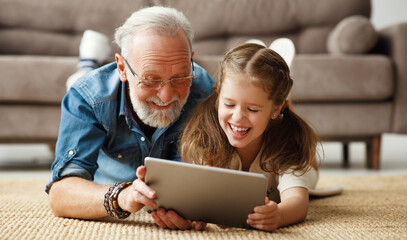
[
  {"xmin": 0, "ymin": 0, "xmax": 147, "ymax": 35},
  {"xmin": 154, "ymin": 0, "xmax": 370, "ymax": 54},
  {"xmin": 0, "ymin": 0, "xmax": 147, "ymax": 56},
  {"xmin": 291, "ymin": 55, "xmax": 393, "ymax": 102},
  {"xmin": 153, "ymin": 0, "xmax": 370, "ymax": 39},
  {"xmin": 294, "ymin": 102, "xmax": 392, "ymax": 136},
  {"xmin": 193, "ymin": 25, "xmax": 334, "ymax": 56},
  {"xmin": 0, "ymin": 29, "xmax": 81, "ymax": 56},
  {"xmin": 0, "ymin": 105, "xmax": 61, "ymax": 140},
  {"xmin": 0, "ymin": 0, "xmax": 370, "ymax": 56},
  {"xmin": 327, "ymin": 16, "xmax": 378, "ymax": 54},
  {"xmin": 196, "ymin": 54, "xmax": 394, "ymax": 103},
  {"xmin": 0, "ymin": 56, "xmax": 77, "ymax": 104}
]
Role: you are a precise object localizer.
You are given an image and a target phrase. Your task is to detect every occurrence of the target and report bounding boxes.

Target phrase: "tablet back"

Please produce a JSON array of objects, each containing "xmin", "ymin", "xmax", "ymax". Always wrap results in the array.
[{"xmin": 144, "ymin": 157, "xmax": 268, "ymax": 228}]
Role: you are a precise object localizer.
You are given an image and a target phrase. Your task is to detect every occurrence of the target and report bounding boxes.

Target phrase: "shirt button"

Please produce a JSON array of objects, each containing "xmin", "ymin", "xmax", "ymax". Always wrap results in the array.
[
  {"xmin": 117, "ymin": 154, "xmax": 123, "ymax": 159},
  {"xmin": 68, "ymin": 150, "xmax": 74, "ymax": 156},
  {"xmin": 141, "ymin": 137, "xmax": 145, "ymax": 142}
]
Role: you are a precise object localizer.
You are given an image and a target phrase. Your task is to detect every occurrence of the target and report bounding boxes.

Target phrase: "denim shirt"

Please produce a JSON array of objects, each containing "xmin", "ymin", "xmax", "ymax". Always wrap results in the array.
[{"xmin": 45, "ymin": 62, "xmax": 213, "ymax": 193}]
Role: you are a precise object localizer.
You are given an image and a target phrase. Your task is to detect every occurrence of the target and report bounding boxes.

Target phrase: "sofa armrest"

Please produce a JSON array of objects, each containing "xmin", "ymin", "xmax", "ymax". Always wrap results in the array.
[{"xmin": 377, "ymin": 22, "xmax": 407, "ymax": 134}]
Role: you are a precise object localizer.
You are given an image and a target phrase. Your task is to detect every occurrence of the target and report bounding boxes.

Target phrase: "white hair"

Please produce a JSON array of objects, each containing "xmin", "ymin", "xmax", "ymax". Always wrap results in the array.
[{"xmin": 114, "ymin": 6, "xmax": 194, "ymax": 58}]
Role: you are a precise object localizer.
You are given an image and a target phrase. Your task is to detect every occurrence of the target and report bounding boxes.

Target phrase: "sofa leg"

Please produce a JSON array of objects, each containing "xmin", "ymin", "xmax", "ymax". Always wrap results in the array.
[
  {"xmin": 342, "ymin": 142, "xmax": 349, "ymax": 168},
  {"xmin": 366, "ymin": 136, "xmax": 381, "ymax": 170}
]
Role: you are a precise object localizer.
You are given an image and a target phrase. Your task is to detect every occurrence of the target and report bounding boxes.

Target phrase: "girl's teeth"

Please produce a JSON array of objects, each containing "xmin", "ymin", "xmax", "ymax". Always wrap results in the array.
[
  {"xmin": 230, "ymin": 125, "xmax": 249, "ymax": 135},
  {"xmin": 231, "ymin": 125, "xmax": 248, "ymax": 131}
]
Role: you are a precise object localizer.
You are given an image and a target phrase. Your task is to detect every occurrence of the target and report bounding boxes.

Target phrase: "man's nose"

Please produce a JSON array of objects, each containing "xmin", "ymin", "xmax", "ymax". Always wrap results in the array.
[{"xmin": 156, "ymin": 81, "xmax": 175, "ymax": 103}]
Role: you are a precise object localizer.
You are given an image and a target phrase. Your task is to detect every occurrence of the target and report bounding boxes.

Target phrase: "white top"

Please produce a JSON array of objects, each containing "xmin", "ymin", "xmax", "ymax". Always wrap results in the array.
[{"xmin": 226, "ymin": 151, "xmax": 318, "ymax": 203}]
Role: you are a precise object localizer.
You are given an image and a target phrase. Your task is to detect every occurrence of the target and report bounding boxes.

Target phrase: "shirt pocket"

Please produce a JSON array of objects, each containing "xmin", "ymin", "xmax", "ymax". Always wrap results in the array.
[{"xmin": 104, "ymin": 145, "xmax": 142, "ymax": 169}]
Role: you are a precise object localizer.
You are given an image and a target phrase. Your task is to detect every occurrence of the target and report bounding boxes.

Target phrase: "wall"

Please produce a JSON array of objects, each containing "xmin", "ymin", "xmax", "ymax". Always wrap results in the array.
[{"xmin": 371, "ymin": 0, "xmax": 407, "ymax": 30}]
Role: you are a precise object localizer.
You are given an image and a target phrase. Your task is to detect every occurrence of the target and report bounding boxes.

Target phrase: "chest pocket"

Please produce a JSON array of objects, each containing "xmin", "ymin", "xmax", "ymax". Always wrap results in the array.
[
  {"xmin": 159, "ymin": 136, "xmax": 179, "ymax": 160},
  {"xmin": 104, "ymin": 145, "xmax": 141, "ymax": 169}
]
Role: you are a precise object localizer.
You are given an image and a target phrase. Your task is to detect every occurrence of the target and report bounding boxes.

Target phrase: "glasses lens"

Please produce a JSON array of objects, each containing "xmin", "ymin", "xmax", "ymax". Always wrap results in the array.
[
  {"xmin": 172, "ymin": 77, "xmax": 192, "ymax": 87},
  {"xmin": 140, "ymin": 81, "xmax": 161, "ymax": 89},
  {"xmin": 140, "ymin": 77, "xmax": 191, "ymax": 90}
]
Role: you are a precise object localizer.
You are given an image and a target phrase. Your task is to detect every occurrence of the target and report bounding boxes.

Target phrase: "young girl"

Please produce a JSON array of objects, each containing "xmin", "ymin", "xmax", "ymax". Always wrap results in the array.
[{"xmin": 179, "ymin": 43, "xmax": 321, "ymax": 231}]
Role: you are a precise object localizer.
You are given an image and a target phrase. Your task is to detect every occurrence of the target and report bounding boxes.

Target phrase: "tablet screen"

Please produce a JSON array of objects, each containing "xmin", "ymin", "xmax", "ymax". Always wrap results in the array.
[{"xmin": 144, "ymin": 157, "xmax": 268, "ymax": 228}]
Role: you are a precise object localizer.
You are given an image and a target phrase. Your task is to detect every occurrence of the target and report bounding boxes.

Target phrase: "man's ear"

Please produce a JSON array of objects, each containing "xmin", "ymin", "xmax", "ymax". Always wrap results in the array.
[{"xmin": 115, "ymin": 53, "xmax": 127, "ymax": 83}]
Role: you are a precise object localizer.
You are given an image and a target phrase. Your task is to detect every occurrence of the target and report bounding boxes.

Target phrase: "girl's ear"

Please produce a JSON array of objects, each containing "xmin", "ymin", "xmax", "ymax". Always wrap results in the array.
[
  {"xmin": 271, "ymin": 101, "xmax": 285, "ymax": 120},
  {"xmin": 115, "ymin": 53, "xmax": 127, "ymax": 83}
]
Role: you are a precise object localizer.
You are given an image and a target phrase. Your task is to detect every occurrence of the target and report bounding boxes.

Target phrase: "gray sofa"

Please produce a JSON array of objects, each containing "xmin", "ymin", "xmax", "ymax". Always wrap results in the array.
[{"xmin": 1, "ymin": 0, "xmax": 406, "ymax": 169}]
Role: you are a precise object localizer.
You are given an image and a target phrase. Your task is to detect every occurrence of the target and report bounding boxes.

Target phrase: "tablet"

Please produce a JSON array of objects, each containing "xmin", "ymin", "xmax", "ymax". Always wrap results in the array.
[{"xmin": 144, "ymin": 157, "xmax": 268, "ymax": 228}]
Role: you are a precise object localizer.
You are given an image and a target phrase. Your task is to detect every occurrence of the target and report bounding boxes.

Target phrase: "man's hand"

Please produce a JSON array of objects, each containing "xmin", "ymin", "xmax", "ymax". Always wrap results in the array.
[
  {"xmin": 246, "ymin": 197, "xmax": 281, "ymax": 231},
  {"xmin": 118, "ymin": 166, "xmax": 206, "ymax": 230},
  {"xmin": 151, "ymin": 208, "xmax": 207, "ymax": 231},
  {"xmin": 117, "ymin": 166, "xmax": 157, "ymax": 213}
]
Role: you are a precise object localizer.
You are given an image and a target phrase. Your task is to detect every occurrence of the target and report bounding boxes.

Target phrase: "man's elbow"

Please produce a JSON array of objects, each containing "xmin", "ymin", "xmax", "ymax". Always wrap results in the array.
[{"xmin": 48, "ymin": 187, "xmax": 65, "ymax": 217}]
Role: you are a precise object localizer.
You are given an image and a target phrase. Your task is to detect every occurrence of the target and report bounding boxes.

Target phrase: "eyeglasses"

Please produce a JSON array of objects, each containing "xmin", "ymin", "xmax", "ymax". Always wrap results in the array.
[{"xmin": 123, "ymin": 57, "xmax": 195, "ymax": 90}]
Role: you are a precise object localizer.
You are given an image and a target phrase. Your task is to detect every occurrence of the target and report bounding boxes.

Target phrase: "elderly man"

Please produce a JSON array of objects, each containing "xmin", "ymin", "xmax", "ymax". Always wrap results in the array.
[{"xmin": 46, "ymin": 6, "xmax": 213, "ymax": 230}]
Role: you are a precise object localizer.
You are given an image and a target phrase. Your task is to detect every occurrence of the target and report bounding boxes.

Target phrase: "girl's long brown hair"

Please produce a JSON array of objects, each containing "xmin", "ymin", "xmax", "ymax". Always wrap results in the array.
[{"xmin": 180, "ymin": 43, "xmax": 319, "ymax": 174}]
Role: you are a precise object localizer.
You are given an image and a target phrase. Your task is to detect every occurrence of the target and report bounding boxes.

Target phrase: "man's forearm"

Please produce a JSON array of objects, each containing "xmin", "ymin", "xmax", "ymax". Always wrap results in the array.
[{"xmin": 48, "ymin": 176, "xmax": 110, "ymax": 219}]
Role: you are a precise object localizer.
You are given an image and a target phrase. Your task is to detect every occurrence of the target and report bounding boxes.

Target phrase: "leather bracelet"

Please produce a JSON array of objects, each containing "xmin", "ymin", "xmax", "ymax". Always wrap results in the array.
[{"xmin": 104, "ymin": 182, "xmax": 132, "ymax": 219}]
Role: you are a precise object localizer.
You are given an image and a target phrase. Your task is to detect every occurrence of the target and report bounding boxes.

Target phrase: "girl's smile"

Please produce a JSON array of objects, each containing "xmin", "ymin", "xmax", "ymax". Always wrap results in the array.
[
  {"xmin": 218, "ymin": 73, "xmax": 278, "ymax": 152},
  {"xmin": 229, "ymin": 123, "xmax": 250, "ymax": 136}
]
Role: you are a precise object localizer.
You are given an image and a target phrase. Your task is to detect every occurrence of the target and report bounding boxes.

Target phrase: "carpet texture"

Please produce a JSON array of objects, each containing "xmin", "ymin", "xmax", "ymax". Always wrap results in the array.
[{"xmin": 0, "ymin": 175, "xmax": 406, "ymax": 240}]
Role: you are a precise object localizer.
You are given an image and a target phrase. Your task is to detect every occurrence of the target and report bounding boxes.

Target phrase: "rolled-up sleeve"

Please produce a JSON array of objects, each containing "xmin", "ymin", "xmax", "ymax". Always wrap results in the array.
[{"xmin": 45, "ymin": 86, "xmax": 107, "ymax": 193}]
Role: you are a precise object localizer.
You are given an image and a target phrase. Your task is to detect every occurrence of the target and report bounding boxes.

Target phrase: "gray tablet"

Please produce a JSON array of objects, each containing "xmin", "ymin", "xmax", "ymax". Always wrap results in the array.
[{"xmin": 144, "ymin": 157, "xmax": 268, "ymax": 228}]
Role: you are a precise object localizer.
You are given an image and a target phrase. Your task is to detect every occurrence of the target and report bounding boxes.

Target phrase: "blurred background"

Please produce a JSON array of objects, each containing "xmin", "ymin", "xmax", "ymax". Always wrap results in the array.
[
  {"xmin": 371, "ymin": 0, "xmax": 407, "ymax": 29},
  {"xmin": 0, "ymin": 0, "xmax": 406, "ymax": 177}
]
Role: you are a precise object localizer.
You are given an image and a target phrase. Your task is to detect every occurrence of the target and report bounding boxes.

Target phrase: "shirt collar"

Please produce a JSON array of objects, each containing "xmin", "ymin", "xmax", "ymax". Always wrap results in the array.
[
  {"xmin": 119, "ymin": 81, "xmax": 128, "ymax": 117},
  {"xmin": 229, "ymin": 144, "xmax": 266, "ymax": 172},
  {"xmin": 118, "ymin": 81, "xmax": 138, "ymax": 130}
]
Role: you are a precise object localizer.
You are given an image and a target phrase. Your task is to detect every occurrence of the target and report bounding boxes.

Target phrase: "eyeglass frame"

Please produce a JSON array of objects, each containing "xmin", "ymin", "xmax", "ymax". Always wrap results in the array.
[{"xmin": 122, "ymin": 56, "xmax": 195, "ymax": 90}]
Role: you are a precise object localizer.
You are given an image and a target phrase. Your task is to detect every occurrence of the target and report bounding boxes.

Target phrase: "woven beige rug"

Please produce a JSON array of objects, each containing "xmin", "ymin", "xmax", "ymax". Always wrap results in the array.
[{"xmin": 1, "ymin": 175, "xmax": 406, "ymax": 240}]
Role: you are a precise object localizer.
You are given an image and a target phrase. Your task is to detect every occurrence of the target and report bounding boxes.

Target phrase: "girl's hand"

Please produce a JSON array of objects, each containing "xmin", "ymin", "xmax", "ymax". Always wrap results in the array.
[{"xmin": 246, "ymin": 197, "xmax": 281, "ymax": 231}]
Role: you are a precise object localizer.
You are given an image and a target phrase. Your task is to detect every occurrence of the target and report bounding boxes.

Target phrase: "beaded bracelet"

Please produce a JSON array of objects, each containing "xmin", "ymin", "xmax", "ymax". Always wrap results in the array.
[{"xmin": 104, "ymin": 182, "xmax": 132, "ymax": 219}]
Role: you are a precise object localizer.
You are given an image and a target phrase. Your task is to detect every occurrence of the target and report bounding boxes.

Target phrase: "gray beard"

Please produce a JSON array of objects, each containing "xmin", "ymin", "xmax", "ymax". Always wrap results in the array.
[{"xmin": 130, "ymin": 91, "xmax": 189, "ymax": 128}]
